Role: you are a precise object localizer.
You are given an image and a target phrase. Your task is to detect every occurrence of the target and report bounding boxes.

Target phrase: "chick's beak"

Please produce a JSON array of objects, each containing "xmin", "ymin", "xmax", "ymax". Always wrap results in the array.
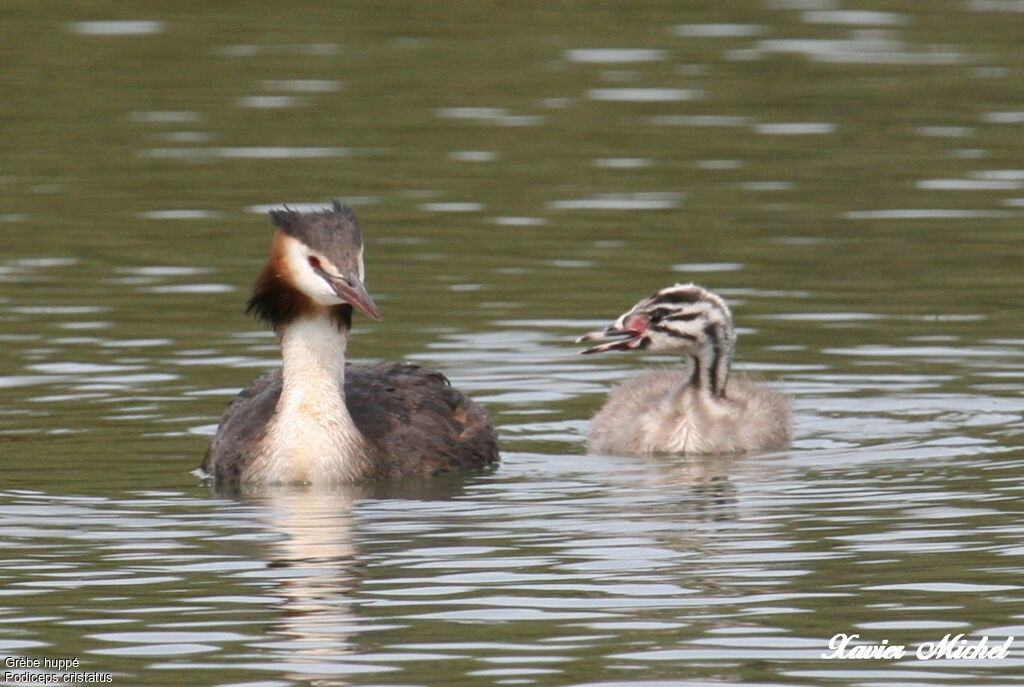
[
  {"xmin": 328, "ymin": 273, "xmax": 383, "ymax": 321},
  {"xmin": 576, "ymin": 324, "xmax": 644, "ymax": 355}
]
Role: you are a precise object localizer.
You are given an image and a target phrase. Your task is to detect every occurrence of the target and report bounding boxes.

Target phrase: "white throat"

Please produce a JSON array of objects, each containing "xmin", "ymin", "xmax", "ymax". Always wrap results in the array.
[{"xmin": 252, "ymin": 315, "xmax": 371, "ymax": 484}]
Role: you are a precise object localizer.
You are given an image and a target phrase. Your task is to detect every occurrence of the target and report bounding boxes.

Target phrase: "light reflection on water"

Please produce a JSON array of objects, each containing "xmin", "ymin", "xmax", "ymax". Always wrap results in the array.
[{"xmin": 1, "ymin": 438, "xmax": 1022, "ymax": 685}]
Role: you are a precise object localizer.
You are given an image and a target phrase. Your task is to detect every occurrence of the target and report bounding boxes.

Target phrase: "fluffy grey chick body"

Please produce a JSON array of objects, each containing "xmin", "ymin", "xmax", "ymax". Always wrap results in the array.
[{"xmin": 578, "ymin": 283, "xmax": 791, "ymax": 456}]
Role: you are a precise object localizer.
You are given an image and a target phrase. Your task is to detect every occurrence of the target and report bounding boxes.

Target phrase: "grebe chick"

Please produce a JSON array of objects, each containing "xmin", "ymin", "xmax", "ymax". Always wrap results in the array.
[
  {"xmin": 577, "ymin": 283, "xmax": 791, "ymax": 456},
  {"xmin": 202, "ymin": 202, "xmax": 499, "ymax": 486}
]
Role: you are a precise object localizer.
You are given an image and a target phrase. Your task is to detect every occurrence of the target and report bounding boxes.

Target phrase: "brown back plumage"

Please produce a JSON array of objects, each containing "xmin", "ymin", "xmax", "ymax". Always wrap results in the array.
[
  {"xmin": 202, "ymin": 362, "xmax": 499, "ymax": 485},
  {"xmin": 346, "ymin": 362, "xmax": 499, "ymax": 477}
]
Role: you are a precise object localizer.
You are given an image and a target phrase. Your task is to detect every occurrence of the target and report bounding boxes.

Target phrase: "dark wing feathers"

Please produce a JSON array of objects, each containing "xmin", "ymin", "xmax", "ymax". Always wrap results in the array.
[
  {"xmin": 203, "ymin": 363, "xmax": 499, "ymax": 481},
  {"xmin": 201, "ymin": 370, "xmax": 282, "ymax": 482},
  {"xmin": 346, "ymin": 362, "xmax": 500, "ymax": 477}
]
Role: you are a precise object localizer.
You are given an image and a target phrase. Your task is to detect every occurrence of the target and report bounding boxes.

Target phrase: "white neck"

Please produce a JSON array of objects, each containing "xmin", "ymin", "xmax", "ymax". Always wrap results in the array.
[
  {"xmin": 280, "ymin": 315, "xmax": 349, "ymax": 391},
  {"xmin": 250, "ymin": 315, "xmax": 372, "ymax": 484}
]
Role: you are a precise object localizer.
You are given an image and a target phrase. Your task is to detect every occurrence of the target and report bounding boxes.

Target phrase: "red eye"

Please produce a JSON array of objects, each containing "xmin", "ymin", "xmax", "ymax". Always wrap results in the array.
[{"xmin": 307, "ymin": 256, "xmax": 322, "ymax": 269}]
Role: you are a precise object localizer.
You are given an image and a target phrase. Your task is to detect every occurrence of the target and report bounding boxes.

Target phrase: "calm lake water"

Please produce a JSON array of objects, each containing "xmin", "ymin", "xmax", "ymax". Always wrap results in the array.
[{"xmin": 2, "ymin": 1, "xmax": 1023, "ymax": 685}]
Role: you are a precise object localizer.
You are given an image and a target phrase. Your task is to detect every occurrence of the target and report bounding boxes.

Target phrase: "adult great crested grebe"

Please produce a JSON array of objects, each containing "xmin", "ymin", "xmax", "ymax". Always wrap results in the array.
[
  {"xmin": 577, "ymin": 283, "xmax": 791, "ymax": 456},
  {"xmin": 201, "ymin": 202, "xmax": 499, "ymax": 486}
]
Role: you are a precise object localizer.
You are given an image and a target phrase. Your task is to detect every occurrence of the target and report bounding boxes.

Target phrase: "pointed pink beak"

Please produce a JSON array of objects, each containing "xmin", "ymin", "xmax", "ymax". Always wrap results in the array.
[
  {"xmin": 328, "ymin": 273, "xmax": 382, "ymax": 321},
  {"xmin": 576, "ymin": 317, "xmax": 648, "ymax": 354}
]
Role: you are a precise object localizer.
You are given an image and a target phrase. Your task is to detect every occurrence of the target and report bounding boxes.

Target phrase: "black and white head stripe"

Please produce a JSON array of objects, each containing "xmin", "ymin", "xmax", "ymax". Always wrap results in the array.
[
  {"xmin": 624, "ymin": 284, "xmax": 736, "ymax": 396},
  {"xmin": 648, "ymin": 284, "xmax": 731, "ymax": 322},
  {"xmin": 577, "ymin": 284, "xmax": 739, "ymax": 394}
]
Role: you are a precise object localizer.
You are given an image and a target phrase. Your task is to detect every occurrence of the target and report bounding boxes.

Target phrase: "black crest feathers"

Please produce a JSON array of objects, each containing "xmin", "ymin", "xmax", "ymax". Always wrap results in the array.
[{"xmin": 269, "ymin": 200, "xmax": 356, "ymax": 232}]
